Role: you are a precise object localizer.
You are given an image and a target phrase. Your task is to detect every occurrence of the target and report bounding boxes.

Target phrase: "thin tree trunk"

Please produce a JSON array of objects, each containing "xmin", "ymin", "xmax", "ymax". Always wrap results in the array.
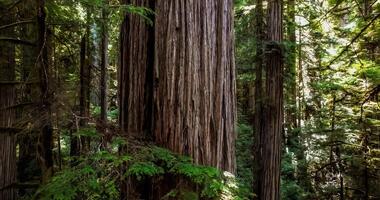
[
  {"xmin": 37, "ymin": 0, "xmax": 53, "ymax": 183},
  {"xmin": 260, "ymin": 0, "xmax": 283, "ymax": 199},
  {"xmin": 100, "ymin": 0, "xmax": 109, "ymax": 146},
  {"xmin": 71, "ymin": 36, "xmax": 88, "ymax": 163},
  {"xmin": 297, "ymin": 28, "xmax": 303, "ymax": 128},
  {"xmin": 80, "ymin": 10, "xmax": 93, "ymax": 154},
  {"xmin": 253, "ymin": 0, "xmax": 265, "ymax": 196}
]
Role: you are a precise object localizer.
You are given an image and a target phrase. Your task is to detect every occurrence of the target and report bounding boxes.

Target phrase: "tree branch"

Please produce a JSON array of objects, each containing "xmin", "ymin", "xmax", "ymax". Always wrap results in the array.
[
  {"xmin": 0, "ymin": 37, "xmax": 35, "ymax": 46},
  {"xmin": 0, "ymin": 19, "xmax": 34, "ymax": 31},
  {"xmin": 325, "ymin": 12, "xmax": 380, "ymax": 68}
]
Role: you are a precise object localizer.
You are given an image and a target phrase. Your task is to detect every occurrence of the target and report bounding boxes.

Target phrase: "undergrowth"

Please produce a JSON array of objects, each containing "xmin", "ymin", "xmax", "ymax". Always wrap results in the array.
[{"xmin": 34, "ymin": 136, "xmax": 248, "ymax": 200}]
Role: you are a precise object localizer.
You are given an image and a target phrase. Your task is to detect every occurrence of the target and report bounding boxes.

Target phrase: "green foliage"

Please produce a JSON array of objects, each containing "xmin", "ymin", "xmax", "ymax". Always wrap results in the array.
[
  {"xmin": 361, "ymin": 65, "xmax": 380, "ymax": 84},
  {"xmin": 281, "ymin": 153, "xmax": 308, "ymax": 200},
  {"xmin": 127, "ymin": 162, "xmax": 164, "ymax": 180},
  {"xmin": 34, "ymin": 142, "xmax": 131, "ymax": 200},
  {"xmin": 281, "ymin": 179, "xmax": 306, "ymax": 200},
  {"xmin": 108, "ymin": 108, "xmax": 119, "ymax": 120},
  {"xmin": 35, "ymin": 138, "xmax": 247, "ymax": 199},
  {"xmin": 74, "ymin": 127, "xmax": 99, "ymax": 138},
  {"xmin": 235, "ymin": 121, "xmax": 254, "ymax": 199},
  {"xmin": 34, "ymin": 165, "xmax": 119, "ymax": 200}
]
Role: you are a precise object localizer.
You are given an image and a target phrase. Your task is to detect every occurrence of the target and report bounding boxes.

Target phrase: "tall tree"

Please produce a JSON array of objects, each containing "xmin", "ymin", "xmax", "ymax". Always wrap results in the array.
[
  {"xmin": 253, "ymin": 0, "xmax": 265, "ymax": 197},
  {"xmin": 119, "ymin": 0, "xmax": 236, "ymax": 198},
  {"xmin": 260, "ymin": 0, "xmax": 283, "ymax": 199},
  {"xmin": 36, "ymin": 0, "xmax": 53, "ymax": 183},
  {"xmin": 153, "ymin": 0, "xmax": 236, "ymax": 172},
  {"xmin": 71, "ymin": 36, "xmax": 88, "ymax": 161},
  {"xmin": 0, "ymin": 1, "xmax": 17, "ymax": 198},
  {"xmin": 119, "ymin": 0, "xmax": 155, "ymax": 198},
  {"xmin": 100, "ymin": 0, "xmax": 109, "ymax": 140},
  {"xmin": 17, "ymin": 0, "xmax": 41, "ymax": 192}
]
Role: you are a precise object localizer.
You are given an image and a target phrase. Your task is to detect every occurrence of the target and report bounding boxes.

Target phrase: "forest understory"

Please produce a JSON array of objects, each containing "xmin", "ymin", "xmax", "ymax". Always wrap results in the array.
[{"xmin": 0, "ymin": 0, "xmax": 379, "ymax": 199}]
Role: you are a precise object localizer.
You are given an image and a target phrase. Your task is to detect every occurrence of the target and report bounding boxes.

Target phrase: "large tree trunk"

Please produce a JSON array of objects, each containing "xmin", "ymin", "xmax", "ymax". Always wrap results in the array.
[
  {"xmin": 0, "ymin": 83, "xmax": 17, "ymax": 200},
  {"xmin": 18, "ymin": 0, "xmax": 41, "ymax": 194},
  {"xmin": 153, "ymin": 0, "xmax": 236, "ymax": 172},
  {"xmin": 260, "ymin": 0, "xmax": 283, "ymax": 199},
  {"xmin": 0, "ymin": 2, "xmax": 17, "ymax": 198},
  {"xmin": 119, "ymin": 0, "xmax": 236, "ymax": 198},
  {"xmin": 119, "ymin": 0, "xmax": 155, "ymax": 199},
  {"xmin": 119, "ymin": 0, "xmax": 155, "ymax": 138}
]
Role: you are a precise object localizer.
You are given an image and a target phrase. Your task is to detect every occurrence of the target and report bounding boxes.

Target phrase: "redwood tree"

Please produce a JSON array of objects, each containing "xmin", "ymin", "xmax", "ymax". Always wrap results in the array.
[
  {"xmin": 119, "ymin": 0, "xmax": 236, "ymax": 198},
  {"xmin": 253, "ymin": 0, "xmax": 265, "ymax": 196},
  {"xmin": 36, "ymin": 0, "xmax": 53, "ymax": 183},
  {"xmin": 260, "ymin": 0, "xmax": 283, "ymax": 199},
  {"xmin": 0, "ymin": 2, "xmax": 17, "ymax": 198}
]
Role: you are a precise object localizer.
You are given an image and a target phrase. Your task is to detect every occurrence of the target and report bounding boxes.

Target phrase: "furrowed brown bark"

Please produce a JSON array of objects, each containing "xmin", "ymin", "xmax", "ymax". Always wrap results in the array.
[
  {"xmin": 119, "ymin": 0, "xmax": 155, "ymax": 199},
  {"xmin": 0, "ymin": 2, "xmax": 17, "ymax": 198},
  {"xmin": 0, "ymin": 84, "xmax": 17, "ymax": 199},
  {"xmin": 253, "ymin": 0, "xmax": 265, "ymax": 196},
  {"xmin": 153, "ymin": 0, "xmax": 236, "ymax": 173},
  {"xmin": 119, "ymin": 0, "xmax": 155, "ymax": 138},
  {"xmin": 119, "ymin": 0, "xmax": 236, "ymax": 199},
  {"xmin": 260, "ymin": 0, "xmax": 283, "ymax": 199}
]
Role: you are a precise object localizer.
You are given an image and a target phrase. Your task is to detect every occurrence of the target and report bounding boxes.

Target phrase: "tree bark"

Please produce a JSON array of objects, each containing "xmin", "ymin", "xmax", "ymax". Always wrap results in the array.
[
  {"xmin": 18, "ymin": 0, "xmax": 40, "ymax": 194},
  {"xmin": 260, "ymin": 0, "xmax": 283, "ymax": 199},
  {"xmin": 119, "ymin": 0, "xmax": 155, "ymax": 138},
  {"xmin": 100, "ymin": 0, "xmax": 109, "ymax": 144},
  {"xmin": 119, "ymin": 0, "xmax": 236, "ymax": 198},
  {"xmin": 119, "ymin": 0, "xmax": 155, "ymax": 199},
  {"xmin": 37, "ymin": 0, "xmax": 53, "ymax": 183},
  {"xmin": 71, "ymin": 36, "xmax": 89, "ymax": 163},
  {"xmin": 0, "ymin": 2, "xmax": 17, "ymax": 198},
  {"xmin": 153, "ymin": 0, "xmax": 236, "ymax": 173},
  {"xmin": 253, "ymin": 0, "xmax": 265, "ymax": 196}
]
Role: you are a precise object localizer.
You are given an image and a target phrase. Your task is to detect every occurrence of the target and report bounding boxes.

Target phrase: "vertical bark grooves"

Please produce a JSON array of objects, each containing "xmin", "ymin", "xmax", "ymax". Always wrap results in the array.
[
  {"xmin": 119, "ymin": 0, "xmax": 156, "ymax": 199},
  {"xmin": 119, "ymin": 0, "xmax": 236, "ymax": 198},
  {"xmin": 119, "ymin": 0, "xmax": 155, "ymax": 137},
  {"xmin": 260, "ymin": 0, "xmax": 283, "ymax": 199},
  {"xmin": 154, "ymin": 0, "xmax": 236, "ymax": 173},
  {"xmin": 0, "ymin": 3, "xmax": 17, "ymax": 198},
  {"xmin": 0, "ymin": 46, "xmax": 17, "ymax": 200}
]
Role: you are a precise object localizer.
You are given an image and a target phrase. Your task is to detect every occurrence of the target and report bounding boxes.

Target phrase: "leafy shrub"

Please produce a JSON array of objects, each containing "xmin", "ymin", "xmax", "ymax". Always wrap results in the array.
[{"xmin": 35, "ymin": 138, "xmax": 247, "ymax": 199}]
